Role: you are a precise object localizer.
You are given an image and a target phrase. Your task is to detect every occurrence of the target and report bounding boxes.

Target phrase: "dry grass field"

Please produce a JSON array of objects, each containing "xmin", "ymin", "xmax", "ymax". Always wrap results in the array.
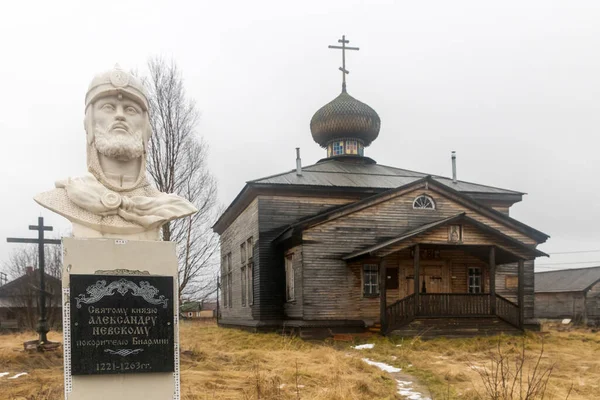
[{"xmin": 0, "ymin": 321, "xmax": 598, "ymax": 399}]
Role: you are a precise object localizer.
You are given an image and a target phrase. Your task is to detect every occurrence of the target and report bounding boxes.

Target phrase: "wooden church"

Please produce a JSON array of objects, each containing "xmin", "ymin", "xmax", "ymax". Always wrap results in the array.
[{"xmin": 213, "ymin": 37, "xmax": 549, "ymax": 337}]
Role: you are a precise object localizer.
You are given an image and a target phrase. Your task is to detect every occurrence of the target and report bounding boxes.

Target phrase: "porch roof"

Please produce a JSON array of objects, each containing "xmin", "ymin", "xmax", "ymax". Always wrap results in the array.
[{"xmin": 342, "ymin": 213, "xmax": 548, "ymax": 261}]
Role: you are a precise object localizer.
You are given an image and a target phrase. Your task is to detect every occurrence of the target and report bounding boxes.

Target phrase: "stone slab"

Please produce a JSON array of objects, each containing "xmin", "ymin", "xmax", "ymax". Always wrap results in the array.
[{"xmin": 62, "ymin": 237, "xmax": 180, "ymax": 400}]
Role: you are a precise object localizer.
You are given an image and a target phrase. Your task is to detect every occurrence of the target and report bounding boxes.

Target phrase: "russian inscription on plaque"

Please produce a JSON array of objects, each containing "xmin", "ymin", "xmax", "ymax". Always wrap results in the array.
[{"xmin": 70, "ymin": 274, "xmax": 174, "ymax": 375}]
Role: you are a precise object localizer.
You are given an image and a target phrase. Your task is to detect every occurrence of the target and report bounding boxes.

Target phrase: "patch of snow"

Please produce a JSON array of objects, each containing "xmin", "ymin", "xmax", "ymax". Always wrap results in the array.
[
  {"xmin": 396, "ymin": 379, "xmax": 431, "ymax": 400},
  {"xmin": 562, "ymin": 319, "xmax": 571, "ymax": 325},
  {"xmin": 8, "ymin": 372, "xmax": 28, "ymax": 379},
  {"xmin": 278, "ymin": 383, "xmax": 304, "ymax": 389},
  {"xmin": 407, "ymin": 364, "xmax": 413, "ymax": 367},
  {"xmin": 0, "ymin": 372, "xmax": 9, "ymax": 378},
  {"xmin": 353, "ymin": 343, "xmax": 375, "ymax": 350},
  {"xmin": 470, "ymin": 365, "xmax": 484, "ymax": 371},
  {"xmin": 396, "ymin": 344, "xmax": 402, "ymax": 347},
  {"xmin": 362, "ymin": 358, "xmax": 401, "ymax": 373},
  {"xmin": 391, "ymin": 356, "xmax": 397, "ymax": 360}
]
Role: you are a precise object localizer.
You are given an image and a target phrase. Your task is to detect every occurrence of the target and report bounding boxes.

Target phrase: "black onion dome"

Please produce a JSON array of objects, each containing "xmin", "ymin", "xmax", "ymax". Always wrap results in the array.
[{"xmin": 310, "ymin": 90, "xmax": 381, "ymax": 147}]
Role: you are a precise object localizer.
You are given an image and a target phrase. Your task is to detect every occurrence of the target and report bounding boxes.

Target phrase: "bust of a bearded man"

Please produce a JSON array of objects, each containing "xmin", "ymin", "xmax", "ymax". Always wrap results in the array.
[{"xmin": 35, "ymin": 66, "xmax": 197, "ymax": 239}]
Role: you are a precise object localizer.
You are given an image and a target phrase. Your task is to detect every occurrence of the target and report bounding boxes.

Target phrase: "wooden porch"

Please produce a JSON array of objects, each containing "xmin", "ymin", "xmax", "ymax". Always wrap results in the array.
[
  {"xmin": 385, "ymin": 292, "xmax": 521, "ymax": 333},
  {"xmin": 379, "ymin": 244, "xmax": 526, "ymax": 334}
]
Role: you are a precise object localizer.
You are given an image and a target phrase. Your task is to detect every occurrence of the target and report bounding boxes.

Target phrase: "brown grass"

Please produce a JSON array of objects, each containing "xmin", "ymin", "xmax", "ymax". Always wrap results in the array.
[
  {"xmin": 1, "ymin": 322, "xmax": 599, "ymax": 399},
  {"xmin": 343, "ymin": 326, "xmax": 600, "ymax": 399},
  {"xmin": 0, "ymin": 322, "xmax": 397, "ymax": 400}
]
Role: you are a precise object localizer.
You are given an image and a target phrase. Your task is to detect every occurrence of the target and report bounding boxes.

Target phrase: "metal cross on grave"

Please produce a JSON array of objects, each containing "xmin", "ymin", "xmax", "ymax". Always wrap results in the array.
[
  {"xmin": 328, "ymin": 35, "xmax": 359, "ymax": 92},
  {"xmin": 7, "ymin": 216, "xmax": 61, "ymax": 349}
]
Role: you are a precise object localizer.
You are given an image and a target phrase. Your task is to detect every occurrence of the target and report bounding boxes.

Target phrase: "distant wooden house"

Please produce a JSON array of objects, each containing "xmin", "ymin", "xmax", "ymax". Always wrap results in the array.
[
  {"xmin": 0, "ymin": 268, "xmax": 62, "ymax": 330},
  {"xmin": 180, "ymin": 301, "xmax": 217, "ymax": 319},
  {"xmin": 213, "ymin": 68, "xmax": 549, "ymax": 337},
  {"xmin": 535, "ymin": 266, "xmax": 600, "ymax": 324}
]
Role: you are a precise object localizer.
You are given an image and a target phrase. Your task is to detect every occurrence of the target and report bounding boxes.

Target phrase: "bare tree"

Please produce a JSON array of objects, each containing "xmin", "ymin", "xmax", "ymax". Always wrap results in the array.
[
  {"xmin": 4, "ymin": 243, "xmax": 62, "ymax": 280},
  {"xmin": 144, "ymin": 56, "xmax": 220, "ymax": 301}
]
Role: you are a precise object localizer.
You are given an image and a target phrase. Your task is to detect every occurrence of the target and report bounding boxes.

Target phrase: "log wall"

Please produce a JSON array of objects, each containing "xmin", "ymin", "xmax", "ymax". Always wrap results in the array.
[
  {"xmin": 219, "ymin": 198, "xmax": 259, "ymax": 322},
  {"xmin": 257, "ymin": 195, "xmax": 353, "ymax": 320},
  {"xmin": 302, "ymin": 187, "xmax": 532, "ymax": 322}
]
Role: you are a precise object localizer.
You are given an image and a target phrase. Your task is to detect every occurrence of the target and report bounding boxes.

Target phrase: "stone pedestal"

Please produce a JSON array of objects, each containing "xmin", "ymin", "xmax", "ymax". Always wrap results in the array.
[{"xmin": 62, "ymin": 237, "xmax": 180, "ymax": 400}]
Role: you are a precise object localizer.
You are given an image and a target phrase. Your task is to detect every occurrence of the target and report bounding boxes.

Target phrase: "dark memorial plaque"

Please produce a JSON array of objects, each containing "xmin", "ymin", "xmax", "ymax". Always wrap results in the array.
[{"xmin": 70, "ymin": 274, "xmax": 174, "ymax": 375}]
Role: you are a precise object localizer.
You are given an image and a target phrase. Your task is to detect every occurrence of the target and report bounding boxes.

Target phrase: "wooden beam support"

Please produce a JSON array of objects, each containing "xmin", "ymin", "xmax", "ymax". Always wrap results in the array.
[
  {"xmin": 414, "ymin": 244, "xmax": 420, "ymax": 315},
  {"xmin": 379, "ymin": 257, "xmax": 386, "ymax": 333},
  {"xmin": 518, "ymin": 259, "xmax": 525, "ymax": 328},
  {"xmin": 489, "ymin": 246, "xmax": 496, "ymax": 315}
]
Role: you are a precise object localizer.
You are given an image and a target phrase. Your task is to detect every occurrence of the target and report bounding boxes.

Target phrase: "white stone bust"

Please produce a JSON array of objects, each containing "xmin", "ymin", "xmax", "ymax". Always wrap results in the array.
[{"xmin": 35, "ymin": 66, "xmax": 197, "ymax": 239}]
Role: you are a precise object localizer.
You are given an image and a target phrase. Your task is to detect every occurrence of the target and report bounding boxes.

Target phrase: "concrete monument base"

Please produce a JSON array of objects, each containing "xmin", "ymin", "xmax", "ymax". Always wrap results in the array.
[{"xmin": 62, "ymin": 237, "xmax": 180, "ymax": 400}]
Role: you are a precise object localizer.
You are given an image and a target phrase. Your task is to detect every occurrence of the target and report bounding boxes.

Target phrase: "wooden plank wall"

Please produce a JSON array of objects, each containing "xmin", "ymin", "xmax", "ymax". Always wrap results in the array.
[
  {"xmin": 535, "ymin": 292, "xmax": 586, "ymax": 319},
  {"xmin": 587, "ymin": 281, "xmax": 600, "ymax": 321},
  {"xmin": 257, "ymin": 195, "xmax": 353, "ymax": 320},
  {"xmin": 219, "ymin": 198, "xmax": 259, "ymax": 322},
  {"xmin": 320, "ymin": 185, "xmax": 538, "ymax": 245},
  {"xmin": 302, "ymin": 187, "xmax": 533, "ymax": 322}
]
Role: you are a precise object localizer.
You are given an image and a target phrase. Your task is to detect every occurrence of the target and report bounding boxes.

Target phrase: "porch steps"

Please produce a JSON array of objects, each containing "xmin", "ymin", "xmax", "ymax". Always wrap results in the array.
[
  {"xmin": 368, "ymin": 323, "xmax": 381, "ymax": 333},
  {"xmin": 388, "ymin": 317, "xmax": 522, "ymax": 338}
]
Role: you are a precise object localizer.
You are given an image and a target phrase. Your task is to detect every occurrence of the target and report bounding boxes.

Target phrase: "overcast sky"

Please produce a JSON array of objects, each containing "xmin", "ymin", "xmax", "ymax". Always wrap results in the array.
[{"xmin": 1, "ymin": 0, "xmax": 598, "ymax": 274}]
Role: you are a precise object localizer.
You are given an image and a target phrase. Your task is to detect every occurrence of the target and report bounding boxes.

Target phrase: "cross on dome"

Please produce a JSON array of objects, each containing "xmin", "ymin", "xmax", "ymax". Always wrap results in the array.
[{"xmin": 328, "ymin": 35, "xmax": 359, "ymax": 93}]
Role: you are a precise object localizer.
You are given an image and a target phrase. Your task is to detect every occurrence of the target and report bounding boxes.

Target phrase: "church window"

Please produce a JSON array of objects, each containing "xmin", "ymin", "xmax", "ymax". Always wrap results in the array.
[
  {"xmin": 332, "ymin": 141, "xmax": 344, "ymax": 155},
  {"xmin": 468, "ymin": 267, "xmax": 482, "ymax": 293},
  {"xmin": 221, "ymin": 255, "xmax": 228, "ymax": 308},
  {"xmin": 413, "ymin": 195, "xmax": 435, "ymax": 210},
  {"xmin": 227, "ymin": 253, "xmax": 232, "ymax": 307},
  {"xmin": 346, "ymin": 140, "xmax": 358, "ymax": 154},
  {"xmin": 327, "ymin": 145, "xmax": 333, "ymax": 157},
  {"xmin": 363, "ymin": 264, "xmax": 379, "ymax": 297},
  {"xmin": 241, "ymin": 266, "xmax": 246, "ymax": 307},
  {"xmin": 248, "ymin": 261, "xmax": 254, "ymax": 306},
  {"xmin": 285, "ymin": 254, "xmax": 295, "ymax": 301},
  {"xmin": 358, "ymin": 143, "xmax": 364, "ymax": 156}
]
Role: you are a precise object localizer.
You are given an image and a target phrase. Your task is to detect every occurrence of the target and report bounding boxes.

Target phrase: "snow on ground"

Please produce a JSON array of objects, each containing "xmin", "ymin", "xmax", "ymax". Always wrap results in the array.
[
  {"xmin": 0, "ymin": 372, "xmax": 9, "ymax": 378},
  {"xmin": 361, "ymin": 358, "xmax": 402, "ymax": 373},
  {"xmin": 7, "ymin": 372, "xmax": 28, "ymax": 379},
  {"xmin": 352, "ymin": 343, "xmax": 375, "ymax": 350},
  {"xmin": 396, "ymin": 379, "xmax": 431, "ymax": 400},
  {"xmin": 360, "ymin": 358, "xmax": 431, "ymax": 400}
]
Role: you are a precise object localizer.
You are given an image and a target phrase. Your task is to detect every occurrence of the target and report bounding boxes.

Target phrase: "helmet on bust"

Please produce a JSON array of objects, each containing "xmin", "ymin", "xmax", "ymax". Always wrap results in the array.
[{"xmin": 85, "ymin": 64, "xmax": 149, "ymax": 111}]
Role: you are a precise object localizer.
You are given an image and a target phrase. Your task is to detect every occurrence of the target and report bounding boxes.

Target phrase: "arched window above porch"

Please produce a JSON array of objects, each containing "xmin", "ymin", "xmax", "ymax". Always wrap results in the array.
[{"xmin": 413, "ymin": 195, "xmax": 435, "ymax": 210}]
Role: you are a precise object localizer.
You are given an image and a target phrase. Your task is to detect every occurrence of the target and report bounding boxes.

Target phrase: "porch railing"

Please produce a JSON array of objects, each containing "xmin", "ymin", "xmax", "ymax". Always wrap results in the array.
[
  {"xmin": 496, "ymin": 294, "xmax": 520, "ymax": 327},
  {"xmin": 384, "ymin": 293, "xmax": 521, "ymax": 333},
  {"xmin": 385, "ymin": 294, "xmax": 415, "ymax": 331},
  {"xmin": 419, "ymin": 293, "xmax": 491, "ymax": 316}
]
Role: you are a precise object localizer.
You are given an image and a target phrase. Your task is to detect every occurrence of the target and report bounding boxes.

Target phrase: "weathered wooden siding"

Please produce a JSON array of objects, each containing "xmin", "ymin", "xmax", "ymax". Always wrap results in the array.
[
  {"xmin": 219, "ymin": 198, "xmax": 258, "ymax": 322},
  {"xmin": 535, "ymin": 281, "xmax": 600, "ymax": 322},
  {"xmin": 587, "ymin": 281, "xmax": 600, "ymax": 321},
  {"xmin": 380, "ymin": 223, "xmax": 533, "ymax": 260},
  {"xmin": 257, "ymin": 195, "xmax": 353, "ymax": 320},
  {"xmin": 313, "ymin": 184, "xmax": 538, "ymax": 245},
  {"xmin": 535, "ymin": 292, "xmax": 585, "ymax": 319},
  {"xmin": 302, "ymin": 187, "xmax": 535, "ymax": 322}
]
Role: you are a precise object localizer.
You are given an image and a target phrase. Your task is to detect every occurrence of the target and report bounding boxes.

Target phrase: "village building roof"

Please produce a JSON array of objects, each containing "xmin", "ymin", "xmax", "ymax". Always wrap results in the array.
[
  {"xmin": 249, "ymin": 159, "xmax": 524, "ymax": 195},
  {"xmin": 0, "ymin": 271, "xmax": 60, "ymax": 297},
  {"xmin": 213, "ymin": 160, "xmax": 528, "ymax": 234},
  {"xmin": 535, "ymin": 266, "xmax": 600, "ymax": 293}
]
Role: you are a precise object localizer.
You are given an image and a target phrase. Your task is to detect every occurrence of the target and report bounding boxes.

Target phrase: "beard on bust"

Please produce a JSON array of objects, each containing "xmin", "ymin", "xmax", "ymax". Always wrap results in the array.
[{"xmin": 94, "ymin": 122, "xmax": 145, "ymax": 161}]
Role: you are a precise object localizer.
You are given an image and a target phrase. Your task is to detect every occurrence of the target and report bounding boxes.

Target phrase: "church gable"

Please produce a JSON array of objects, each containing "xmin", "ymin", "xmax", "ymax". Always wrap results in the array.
[{"xmin": 303, "ymin": 180, "xmax": 543, "ymax": 251}]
